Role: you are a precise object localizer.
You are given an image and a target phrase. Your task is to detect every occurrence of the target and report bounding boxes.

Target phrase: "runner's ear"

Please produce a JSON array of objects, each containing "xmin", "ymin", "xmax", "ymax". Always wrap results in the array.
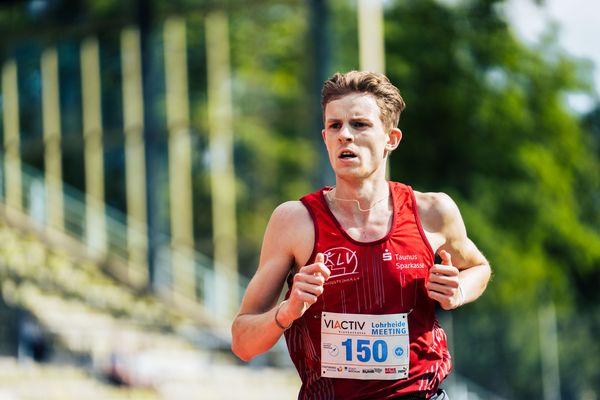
[{"xmin": 385, "ymin": 128, "xmax": 402, "ymax": 151}]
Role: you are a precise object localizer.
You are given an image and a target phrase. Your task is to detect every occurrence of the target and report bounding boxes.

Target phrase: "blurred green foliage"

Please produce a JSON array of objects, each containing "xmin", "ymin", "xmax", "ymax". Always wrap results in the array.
[
  {"xmin": 0, "ymin": 0, "xmax": 599, "ymax": 398},
  {"xmin": 385, "ymin": 0, "xmax": 600, "ymax": 398},
  {"xmin": 228, "ymin": 2, "xmax": 317, "ymax": 267}
]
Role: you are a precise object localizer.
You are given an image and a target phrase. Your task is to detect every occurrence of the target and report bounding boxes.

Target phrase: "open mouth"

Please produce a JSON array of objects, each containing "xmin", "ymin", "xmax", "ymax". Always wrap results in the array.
[{"xmin": 339, "ymin": 150, "xmax": 357, "ymax": 159}]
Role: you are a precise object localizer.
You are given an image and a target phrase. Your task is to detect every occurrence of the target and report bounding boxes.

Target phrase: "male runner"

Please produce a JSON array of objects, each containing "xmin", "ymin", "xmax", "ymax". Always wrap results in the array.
[{"xmin": 232, "ymin": 71, "xmax": 491, "ymax": 399}]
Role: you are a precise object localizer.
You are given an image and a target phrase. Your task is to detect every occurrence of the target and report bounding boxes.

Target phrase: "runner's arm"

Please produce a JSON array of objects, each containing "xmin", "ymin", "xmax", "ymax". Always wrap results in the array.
[
  {"xmin": 231, "ymin": 201, "xmax": 329, "ymax": 361},
  {"xmin": 424, "ymin": 193, "xmax": 491, "ymax": 309}
]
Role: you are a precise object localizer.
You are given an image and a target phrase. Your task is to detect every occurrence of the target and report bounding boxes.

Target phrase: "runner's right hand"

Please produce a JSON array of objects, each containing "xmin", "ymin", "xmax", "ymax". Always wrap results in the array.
[{"xmin": 280, "ymin": 253, "xmax": 330, "ymax": 323}]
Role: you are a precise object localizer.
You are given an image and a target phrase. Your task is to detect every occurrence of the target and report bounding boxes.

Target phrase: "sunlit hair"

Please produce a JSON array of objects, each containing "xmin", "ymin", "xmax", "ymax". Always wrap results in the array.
[{"xmin": 321, "ymin": 71, "xmax": 406, "ymax": 132}]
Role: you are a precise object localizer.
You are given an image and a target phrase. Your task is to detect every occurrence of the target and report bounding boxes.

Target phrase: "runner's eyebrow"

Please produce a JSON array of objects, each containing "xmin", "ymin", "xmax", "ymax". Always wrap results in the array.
[
  {"xmin": 349, "ymin": 117, "xmax": 372, "ymax": 125},
  {"xmin": 325, "ymin": 116, "xmax": 371, "ymax": 124}
]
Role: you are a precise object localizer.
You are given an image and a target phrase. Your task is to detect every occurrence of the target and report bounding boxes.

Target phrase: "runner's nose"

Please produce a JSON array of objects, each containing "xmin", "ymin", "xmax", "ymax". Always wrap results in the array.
[{"xmin": 338, "ymin": 125, "xmax": 354, "ymax": 143}]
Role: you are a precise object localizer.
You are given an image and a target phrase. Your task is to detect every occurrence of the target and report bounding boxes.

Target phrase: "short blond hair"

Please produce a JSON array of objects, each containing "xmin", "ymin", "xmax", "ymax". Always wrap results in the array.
[{"xmin": 321, "ymin": 71, "xmax": 406, "ymax": 132}]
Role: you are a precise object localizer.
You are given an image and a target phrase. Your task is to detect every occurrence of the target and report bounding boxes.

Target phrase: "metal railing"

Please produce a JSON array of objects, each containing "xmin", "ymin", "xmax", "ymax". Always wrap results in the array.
[{"xmin": 0, "ymin": 152, "xmax": 246, "ymax": 325}]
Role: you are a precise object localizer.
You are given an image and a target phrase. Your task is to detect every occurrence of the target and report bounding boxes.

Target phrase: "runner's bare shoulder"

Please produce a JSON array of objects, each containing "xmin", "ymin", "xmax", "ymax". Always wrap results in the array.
[
  {"xmin": 413, "ymin": 191, "xmax": 459, "ymax": 230},
  {"xmin": 267, "ymin": 200, "xmax": 315, "ymax": 265},
  {"xmin": 412, "ymin": 191, "xmax": 464, "ymax": 253},
  {"xmin": 270, "ymin": 200, "xmax": 313, "ymax": 228}
]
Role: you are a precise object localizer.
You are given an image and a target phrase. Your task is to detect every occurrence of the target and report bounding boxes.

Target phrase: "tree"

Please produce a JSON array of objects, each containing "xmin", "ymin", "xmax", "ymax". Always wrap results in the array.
[{"xmin": 385, "ymin": 0, "xmax": 600, "ymax": 397}]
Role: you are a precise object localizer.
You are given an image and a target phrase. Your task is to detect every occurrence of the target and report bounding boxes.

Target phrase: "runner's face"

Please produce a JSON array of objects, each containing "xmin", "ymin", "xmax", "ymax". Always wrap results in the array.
[{"xmin": 322, "ymin": 93, "xmax": 397, "ymax": 181}]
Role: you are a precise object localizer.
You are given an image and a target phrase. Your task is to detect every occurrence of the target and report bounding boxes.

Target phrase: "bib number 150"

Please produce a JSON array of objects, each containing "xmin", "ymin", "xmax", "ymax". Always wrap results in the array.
[{"xmin": 341, "ymin": 338, "xmax": 388, "ymax": 362}]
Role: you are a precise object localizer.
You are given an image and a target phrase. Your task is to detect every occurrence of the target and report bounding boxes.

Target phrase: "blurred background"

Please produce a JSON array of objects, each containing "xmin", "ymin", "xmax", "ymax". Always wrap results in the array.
[{"xmin": 0, "ymin": 0, "xmax": 598, "ymax": 399}]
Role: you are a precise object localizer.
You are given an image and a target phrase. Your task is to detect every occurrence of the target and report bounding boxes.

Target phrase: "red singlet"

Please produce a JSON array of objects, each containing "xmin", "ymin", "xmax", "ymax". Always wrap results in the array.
[{"xmin": 284, "ymin": 182, "xmax": 451, "ymax": 400}]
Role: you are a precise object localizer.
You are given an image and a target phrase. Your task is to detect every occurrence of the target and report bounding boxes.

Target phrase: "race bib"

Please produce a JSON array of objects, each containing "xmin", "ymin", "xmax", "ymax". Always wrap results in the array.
[{"xmin": 321, "ymin": 312, "xmax": 410, "ymax": 380}]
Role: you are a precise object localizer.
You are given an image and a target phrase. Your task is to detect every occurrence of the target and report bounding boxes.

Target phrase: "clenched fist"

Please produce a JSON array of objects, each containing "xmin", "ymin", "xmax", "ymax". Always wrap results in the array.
[{"xmin": 426, "ymin": 250, "xmax": 463, "ymax": 310}]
